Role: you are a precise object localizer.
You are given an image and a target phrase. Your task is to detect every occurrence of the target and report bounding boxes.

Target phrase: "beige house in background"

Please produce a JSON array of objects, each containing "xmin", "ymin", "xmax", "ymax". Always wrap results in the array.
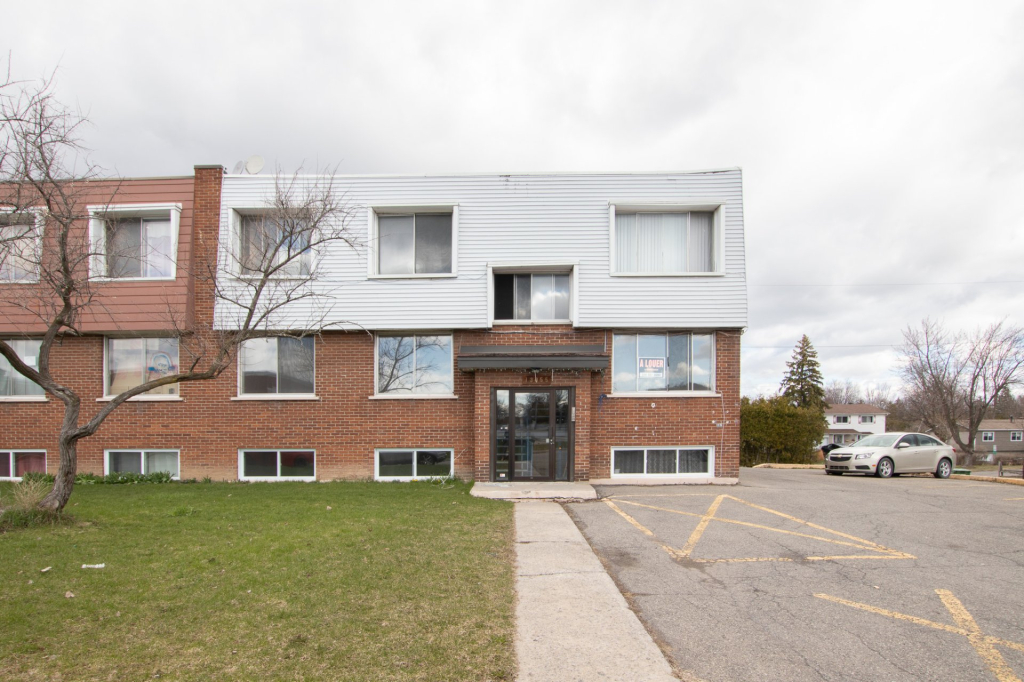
[{"xmin": 953, "ymin": 418, "xmax": 1024, "ymax": 462}]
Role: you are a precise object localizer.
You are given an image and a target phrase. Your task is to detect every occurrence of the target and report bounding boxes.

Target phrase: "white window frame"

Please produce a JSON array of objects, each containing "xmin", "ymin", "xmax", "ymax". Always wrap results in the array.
[
  {"xmin": 0, "ymin": 208, "xmax": 45, "ymax": 283},
  {"xmin": 237, "ymin": 449, "xmax": 317, "ymax": 482},
  {"xmin": 486, "ymin": 261, "xmax": 579, "ymax": 327},
  {"xmin": 608, "ymin": 331, "xmax": 717, "ymax": 397},
  {"xmin": 0, "ymin": 450, "xmax": 46, "ymax": 480},
  {"xmin": 1011, "ymin": 431, "xmax": 1022, "ymax": 442},
  {"xmin": 374, "ymin": 448, "xmax": 455, "ymax": 481},
  {"xmin": 834, "ymin": 415, "xmax": 850, "ymax": 424},
  {"xmin": 227, "ymin": 208, "xmax": 314, "ymax": 280},
  {"xmin": 233, "ymin": 336, "xmax": 319, "ymax": 401},
  {"xmin": 608, "ymin": 201, "xmax": 726, "ymax": 277},
  {"xmin": 859, "ymin": 415, "xmax": 875, "ymax": 424},
  {"xmin": 610, "ymin": 446, "xmax": 715, "ymax": 478},
  {"xmin": 101, "ymin": 336, "xmax": 182, "ymax": 401},
  {"xmin": 367, "ymin": 204, "xmax": 459, "ymax": 279},
  {"xmin": 0, "ymin": 338, "xmax": 46, "ymax": 401},
  {"xmin": 103, "ymin": 449, "xmax": 181, "ymax": 479},
  {"xmin": 372, "ymin": 332, "xmax": 457, "ymax": 399},
  {"xmin": 982, "ymin": 432, "xmax": 995, "ymax": 442},
  {"xmin": 88, "ymin": 203, "xmax": 182, "ymax": 281}
]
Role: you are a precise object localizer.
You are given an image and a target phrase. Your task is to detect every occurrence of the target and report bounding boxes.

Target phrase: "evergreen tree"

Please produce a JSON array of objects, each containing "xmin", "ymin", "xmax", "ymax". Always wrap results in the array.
[{"xmin": 780, "ymin": 335, "xmax": 827, "ymax": 411}]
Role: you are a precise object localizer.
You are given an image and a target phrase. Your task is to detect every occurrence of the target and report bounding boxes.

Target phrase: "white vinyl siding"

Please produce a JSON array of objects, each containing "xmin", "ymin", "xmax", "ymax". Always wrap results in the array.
[{"xmin": 216, "ymin": 170, "xmax": 746, "ymax": 330}]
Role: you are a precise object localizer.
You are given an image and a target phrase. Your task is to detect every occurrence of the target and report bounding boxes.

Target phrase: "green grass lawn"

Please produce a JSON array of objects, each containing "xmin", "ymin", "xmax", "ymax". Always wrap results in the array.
[{"xmin": 0, "ymin": 480, "xmax": 515, "ymax": 681}]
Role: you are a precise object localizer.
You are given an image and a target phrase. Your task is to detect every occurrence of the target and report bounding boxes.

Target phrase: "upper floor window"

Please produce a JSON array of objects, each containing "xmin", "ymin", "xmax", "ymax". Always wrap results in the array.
[
  {"xmin": 494, "ymin": 273, "xmax": 570, "ymax": 322},
  {"xmin": 0, "ymin": 339, "xmax": 44, "ymax": 398},
  {"xmin": 376, "ymin": 334, "xmax": 454, "ymax": 395},
  {"xmin": 1011, "ymin": 431, "xmax": 1022, "ymax": 442},
  {"xmin": 859, "ymin": 415, "xmax": 875, "ymax": 424},
  {"xmin": 371, "ymin": 207, "xmax": 455, "ymax": 277},
  {"xmin": 236, "ymin": 213, "xmax": 311, "ymax": 278},
  {"xmin": 89, "ymin": 203, "xmax": 182, "ymax": 280},
  {"xmin": 106, "ymin": 337, "xmax": 179, "ymax": 397},
  {"xmin": 982, "ymin": 432, "xmax": 994, "ymax": 442},
  {"xmin": 0, "ymin": 213, "xmax": 41, "ymax": 282},
  {"xmin": 834, "ymin": 415, "xmax": 850, "ymax": 424},
  {"xmin": 238, "ymin": 337, "xmax": 315, "ymax": 395},
  {"xmin": 612, "ymin": 332, "xmax": 714, "ymax": 393},
  {"xmin": 611, "ymin": 205, "xmax": 722, "ymax": 275}
]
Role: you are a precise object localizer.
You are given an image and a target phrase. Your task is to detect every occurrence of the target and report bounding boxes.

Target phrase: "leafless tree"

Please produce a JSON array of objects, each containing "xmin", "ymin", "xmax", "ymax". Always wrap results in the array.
[
  {"xmin": 897, "ymin": 319, "xmax": 1024, "ymax": 465},
  {"xmin": 862, "ymin": 382, "xmax": 894, "ymax": 409},
  {"xmin": 0, "ymin": 67, "xmax": 359, "ymax": 511},
  {"xmin": 823, "ymin": 379, "xmax": 863, "ymax": 406}
]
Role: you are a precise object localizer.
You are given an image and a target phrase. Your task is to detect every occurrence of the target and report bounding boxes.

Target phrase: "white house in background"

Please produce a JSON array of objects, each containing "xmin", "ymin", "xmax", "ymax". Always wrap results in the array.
[{"xmin": 822, "ymin": 404, "xmax": 887, "ymax": 446}]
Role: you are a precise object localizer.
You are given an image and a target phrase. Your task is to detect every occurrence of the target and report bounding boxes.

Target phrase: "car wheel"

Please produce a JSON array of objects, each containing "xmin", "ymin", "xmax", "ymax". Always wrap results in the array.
[
  {"xmin": 876, "ymin": 457, "xmax": 894, "ymax": 478},
  {"xmin": 934, "ymin": 458, "xmax": 952, "ymax": 479}
]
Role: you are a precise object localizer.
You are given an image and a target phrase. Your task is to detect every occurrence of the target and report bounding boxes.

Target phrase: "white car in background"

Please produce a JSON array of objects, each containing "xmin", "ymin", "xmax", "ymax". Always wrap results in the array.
[{"xmin": 825, "ymin": 432, "xmax": 954, "ymax": 479}]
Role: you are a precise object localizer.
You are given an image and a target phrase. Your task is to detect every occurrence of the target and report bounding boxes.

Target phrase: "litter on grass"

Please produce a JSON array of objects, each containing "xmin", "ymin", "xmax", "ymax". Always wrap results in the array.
[{"xmin": 82, "ymin": 564, "xmax": 105, "ymax": 569}]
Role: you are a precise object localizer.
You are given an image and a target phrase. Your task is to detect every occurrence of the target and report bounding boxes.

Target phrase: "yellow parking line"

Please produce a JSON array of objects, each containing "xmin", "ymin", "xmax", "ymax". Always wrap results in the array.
[
  {"xmin": 937, "ymin": 590, "xmax": 1019, "ymax": 682},
  {"xmin": 601, "ymin": 499, "xmax": 687, "ymax": 561},
  {"xmin": 679, "ymin": 494, "xmax": 725, "ymax": 557},
  {"xmin": 1005, "ymin": 497, "xmax": 1024, "ymax": 501},
  {"xmin": 608, "ymin": 493, "xmax": 721, "ymax": 498},
  {"xmin": 616, "ymin": 498, "xmax": 913, "ymax": 558},
  {"xmin": 817, "ymin": 591, "xmax": 1024, "ymax": 682}
]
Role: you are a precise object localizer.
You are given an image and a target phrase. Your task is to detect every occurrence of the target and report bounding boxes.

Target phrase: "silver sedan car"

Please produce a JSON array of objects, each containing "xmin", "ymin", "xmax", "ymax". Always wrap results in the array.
[{"xmin": 825, "ymin": 432, "xmax": 955, "ymax": 478}]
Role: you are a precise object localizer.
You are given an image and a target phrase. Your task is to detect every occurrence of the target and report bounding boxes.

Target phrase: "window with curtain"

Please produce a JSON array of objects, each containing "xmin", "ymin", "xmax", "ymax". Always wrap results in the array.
[
  {"xmin": 377, "ymin": 213, "xmax": 452, "ymax": 275},
  {"xmin": 0, "ymin": 217, "xmax": 40, "ymax": 282},
  {"xmin": 612, "ymin": 447, "xmax": 712, "ymax": 476},
  {"xmin": 615, "ymin": 211, "xmax": 714, "ymax": 274},
  {"xmin": 612, "ymin": 332, "xmax": 714, "ymax": 393},
  {"xmin": 107, "ymin": 450, "xmax": 180, "ymax": 478},
  {"xmin": 494, "ymin": 273, "xmax": 571, "ymax": 321},
  {"xmin": 239, "ymin": 337, "xmax": 315, "ymax": 395},
  {"xmin": 238, "ymin": 214, "xmax": 311, "ymax": 278},
  {"xmin": 0, "ymin": 339, "xmax": 44, "ymax": 397},
  {"xmin": 105, "ymin": 217, "xmax": 175, "ymax": 278},
  {"xmin": 105, "ymin": 338, "xmax": 179, "ymax": 396}
]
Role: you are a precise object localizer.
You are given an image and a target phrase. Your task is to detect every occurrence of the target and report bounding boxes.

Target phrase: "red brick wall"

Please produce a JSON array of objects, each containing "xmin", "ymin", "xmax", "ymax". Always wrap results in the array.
[{"xmin": 0, "ymin": 329, "xmax": 740, "ymax": 481}]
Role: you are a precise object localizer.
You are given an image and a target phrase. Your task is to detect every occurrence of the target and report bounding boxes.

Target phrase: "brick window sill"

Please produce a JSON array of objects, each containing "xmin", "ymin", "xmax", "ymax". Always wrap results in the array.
[
  {"xmin": 96, "ymin": 395, "xmax": 184, "ymax": 402},
  {"xmin": 231, "ymin": 395, "xmax": 321, "ymax": 401},
  {"xmin": 0, "ymin": 395, "xmax": 48, "ymax": 402},
  {"xmin": 369, "ymin": 394, "xmax": 459, "ymax": 400},
  {"xmin": 606, "ymin": 391, "xmax": 721, "ymax": 398}
]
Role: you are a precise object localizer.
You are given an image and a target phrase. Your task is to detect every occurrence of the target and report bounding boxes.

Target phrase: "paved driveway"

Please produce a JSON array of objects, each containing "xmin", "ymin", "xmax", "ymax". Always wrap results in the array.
[{"xmin": 566, "ymin": 468, "xmax": 1024, "ymax": 681}]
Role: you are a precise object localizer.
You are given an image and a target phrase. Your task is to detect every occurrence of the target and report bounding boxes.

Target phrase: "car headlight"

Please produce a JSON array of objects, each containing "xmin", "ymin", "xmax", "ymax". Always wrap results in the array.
[{"xmin": 855, "ymin": 453, "xmax": 874, "ymax": 460}]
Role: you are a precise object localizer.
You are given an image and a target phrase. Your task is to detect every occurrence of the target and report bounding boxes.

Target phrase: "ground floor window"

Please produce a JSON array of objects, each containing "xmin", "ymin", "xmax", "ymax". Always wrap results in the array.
[
  {"xmin": 375, "ymin": 449, "xmax": 453, "ymax": 481},
  {"xmin": 105, "ymin": 450, "xmax": 180, "ymax": 478},
  {"xmin": 239, "ymin": 449, "xmax": 316, "ymax": 481},
  {"xmin": 611, "ymin": 447, "xmax": 713, "ymax": 476},
  {"xmin": 0, "ymin": 450, "xmax": 45, "ymax": 479}
]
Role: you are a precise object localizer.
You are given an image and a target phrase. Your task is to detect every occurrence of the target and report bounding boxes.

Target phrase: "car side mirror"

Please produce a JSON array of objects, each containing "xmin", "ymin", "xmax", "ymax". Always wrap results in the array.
[{"xmin": 896, "ymin": 442, "xmax": 910, "ymax": 449}]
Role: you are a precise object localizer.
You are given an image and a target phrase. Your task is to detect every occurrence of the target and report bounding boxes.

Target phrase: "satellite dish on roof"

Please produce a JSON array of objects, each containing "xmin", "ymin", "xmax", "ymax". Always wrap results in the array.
[
  {"xmin": 231, "ymin": 161, "xmax": 245, "ymax": 174},
  {"xmin": 244, "ymin": 155, "xmax": 265, "ymax": 174}
]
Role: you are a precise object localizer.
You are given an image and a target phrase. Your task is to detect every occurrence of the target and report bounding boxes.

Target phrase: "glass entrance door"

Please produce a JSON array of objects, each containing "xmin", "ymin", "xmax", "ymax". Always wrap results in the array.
[{"xmin": 493, "ymin": 388, "xmax": 573, "ymax": 482}]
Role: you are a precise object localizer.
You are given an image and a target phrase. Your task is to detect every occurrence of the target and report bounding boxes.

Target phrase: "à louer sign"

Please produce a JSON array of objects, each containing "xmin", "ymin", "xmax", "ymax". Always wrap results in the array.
[{"xmin": 638, "ymin": 356, "xmax": 665, "ymax": 379}]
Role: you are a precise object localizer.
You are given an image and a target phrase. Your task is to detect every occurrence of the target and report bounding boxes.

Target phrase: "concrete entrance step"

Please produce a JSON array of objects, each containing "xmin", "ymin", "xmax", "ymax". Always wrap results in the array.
[{"xmin": 470, "ymin": 481, "xmax": 597, "ymax": 500}]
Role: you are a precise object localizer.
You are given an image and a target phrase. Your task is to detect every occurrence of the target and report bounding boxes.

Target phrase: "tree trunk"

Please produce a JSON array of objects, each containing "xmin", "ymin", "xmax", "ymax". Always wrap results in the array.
[{"xmin": 38, "ymin": 405, "xmax": 81, "ymax": 513}]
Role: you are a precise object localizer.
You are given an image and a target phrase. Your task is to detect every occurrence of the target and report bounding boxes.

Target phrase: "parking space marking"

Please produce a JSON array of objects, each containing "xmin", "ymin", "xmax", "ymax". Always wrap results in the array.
[
  {"xmin": 608, "ymin": 493, "xmax": 721, "ymax": 498},
  {"xmin": 1005, "ymin": 497, "xmax": 1024, "ymax": 501},
  {"xmin": 606, "ymin": 495, "xmax": 915, "ymax": 563},
  {"xmin": 816, "ymin": 590, "xmax": 1024, "ymax": 682}
]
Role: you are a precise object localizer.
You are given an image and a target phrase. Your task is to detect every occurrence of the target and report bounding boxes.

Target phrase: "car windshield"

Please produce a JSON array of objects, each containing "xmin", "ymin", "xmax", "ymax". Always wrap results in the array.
[{"xmin": 850, "ymin": 434, "xmax": 900, "ymax": 448}]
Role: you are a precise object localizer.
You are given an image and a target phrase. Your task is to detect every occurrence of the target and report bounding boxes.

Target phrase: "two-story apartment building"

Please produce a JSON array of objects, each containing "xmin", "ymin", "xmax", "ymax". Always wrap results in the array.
[
  {"xmin": 822, "ymin": 404, "xmax": 887, "ymax": 446},
  {"xmin": 1, "ymin": 166, "xmax": 746, "ymax": 484}
]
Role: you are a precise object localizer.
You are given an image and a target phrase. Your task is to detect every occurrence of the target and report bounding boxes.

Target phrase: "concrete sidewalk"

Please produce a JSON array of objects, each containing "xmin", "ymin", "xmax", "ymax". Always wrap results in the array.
[{"xmin": 514, "ymin": 500, "xmax": 677, "ymax": 681}]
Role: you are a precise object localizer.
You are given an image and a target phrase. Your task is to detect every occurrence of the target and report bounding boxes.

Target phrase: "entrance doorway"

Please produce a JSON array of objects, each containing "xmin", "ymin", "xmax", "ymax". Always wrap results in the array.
[{"xmin": 492, "ymin": 388, "xmax": 574, "ymax": 482}]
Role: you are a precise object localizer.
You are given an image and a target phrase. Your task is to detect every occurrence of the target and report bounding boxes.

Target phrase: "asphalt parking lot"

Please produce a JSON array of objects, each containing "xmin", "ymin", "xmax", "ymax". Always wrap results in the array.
[{"xmin": 566, "ymin": 468, "xmax": 1024, "ymax": 682}]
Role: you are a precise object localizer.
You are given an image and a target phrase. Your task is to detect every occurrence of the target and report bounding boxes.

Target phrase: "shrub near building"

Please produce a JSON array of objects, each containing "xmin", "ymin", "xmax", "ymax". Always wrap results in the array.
[{"xmin": 740, "ymin": 396, "xmax": 827, "ymax": 466}]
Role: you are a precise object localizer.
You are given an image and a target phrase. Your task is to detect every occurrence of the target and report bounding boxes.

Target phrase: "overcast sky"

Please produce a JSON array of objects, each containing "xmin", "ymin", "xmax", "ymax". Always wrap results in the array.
[{"xmin": 6, "ymin": 0, "xmax": 1023, "ymax": 397}]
